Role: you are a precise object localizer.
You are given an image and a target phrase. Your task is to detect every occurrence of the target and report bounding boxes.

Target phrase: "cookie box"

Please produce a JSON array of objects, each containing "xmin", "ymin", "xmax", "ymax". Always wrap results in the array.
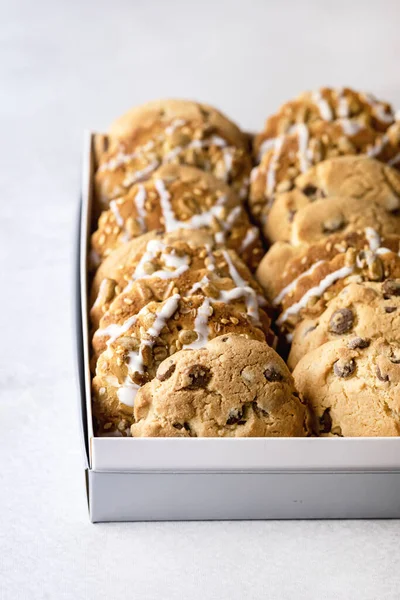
[{"xmin": 75, "ymin": 132, "xmax": 400, "ymax": 522}]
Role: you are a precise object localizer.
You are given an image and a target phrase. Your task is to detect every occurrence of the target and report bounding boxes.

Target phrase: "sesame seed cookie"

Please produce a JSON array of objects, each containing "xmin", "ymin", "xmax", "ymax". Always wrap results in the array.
[
  {"xmin": 92, "ymin": 246, "xmax": 270, "ymax": 359},
  {"xmin": 254, "ymin": 87, "xmax": 395, "ymax": 160},
  {"xmin": 256, "ymin": 229, "xmax": 400, "ymax": 332},
  {"xmin": 91, "ymin": 165, "xmax": 262, "ymax": 269},
  {"xmin": 265, "ymin": 156, "xmax": 400, "ymax": 244},
  {"xmin": 131, "ymin": 334, "xmax": 310, "ymax": 438},
  {"xmin": 90, "ymin": 232, "xmax": 264, "ymax": 329},
  {"xmin": 92, "ymin": 297, "xmax": 266, "ymax": 434},
  {"xmin": 95, "ymin": 99, "xmax": 252, "ymax": 209},
  {"xmin": 293, "ymin": 337, "xmax": 400, "ymax": 437},
  {"xmin": 288, "ymin": 279, "xmax": 400, "ymax": 369}
]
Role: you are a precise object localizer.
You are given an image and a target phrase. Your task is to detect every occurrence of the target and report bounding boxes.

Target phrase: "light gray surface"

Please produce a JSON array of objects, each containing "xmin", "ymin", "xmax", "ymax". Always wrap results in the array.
[{"xmin": 1, "ymin": 0, "xmax": 400, "ymax": 598}]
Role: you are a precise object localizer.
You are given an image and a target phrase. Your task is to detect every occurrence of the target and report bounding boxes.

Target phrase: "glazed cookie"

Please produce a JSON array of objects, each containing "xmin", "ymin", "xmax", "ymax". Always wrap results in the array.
[
  {"xmin": 293, "ymin": 337, "xmax": 400, "ymax": 437},
  {"xmin": 256, "ymin": 229, "xmax": 400, "ymax": 332},
  {"xmin": 93, "ymin": 246, "xmax": 270, "ymax": 358},
  {"xmin": 90, "ymin": 234, "xmax": 264, "ymax": 329},
  {"xmin": 91, "ymin": 165, "xmax": 262, "ymax": 269},
  {"xmin": 92, "ymin": 296, "xmax": 266, "ymax": 434},
  {"xmin": 265, "ymin": 156, "xmax": 400, "ymax": 243},
  {"xmin": 249, "ymin": 119, "xmax": 400, "ymax": 230},
  {"xmin": 254, "ymin": 87, "xmax": 394, "ymax": 159},
  {"xmin": 131, "ymin": 334, "xmax": 310, "ymax": 437},
  {"xmin": 95, "ymin": 99, "xmax": 252, "ymax": 209},
  {"xmin": 288, "ymin": 279, "xmax": 400, "ymax": 369}
]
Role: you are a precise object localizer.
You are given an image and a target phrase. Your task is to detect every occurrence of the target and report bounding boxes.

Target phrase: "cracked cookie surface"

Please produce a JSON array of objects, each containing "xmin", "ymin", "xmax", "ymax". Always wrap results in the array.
[
  {"xmin": 293, "ymin": 337, "xmax": 400, "ymax": 436},
  {"xmin": 131, "ymin": 334, "xmax": 310, "ymax": 437}
]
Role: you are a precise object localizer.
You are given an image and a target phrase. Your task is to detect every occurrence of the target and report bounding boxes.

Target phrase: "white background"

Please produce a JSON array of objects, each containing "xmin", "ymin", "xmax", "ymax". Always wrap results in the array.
[{"xmin": 1, "ymin": 0, "xmax": 400, "ymax": 598}]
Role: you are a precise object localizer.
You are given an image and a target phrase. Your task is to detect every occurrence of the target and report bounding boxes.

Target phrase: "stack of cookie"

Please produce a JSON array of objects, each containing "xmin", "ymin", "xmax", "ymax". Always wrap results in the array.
[
  {"xmin": 89, "ymin": 99, "xmax": 309, "ymax": 438},
  {"xmin": 252, "ymin": 87, "xmax": 400, "ymax": 436}
]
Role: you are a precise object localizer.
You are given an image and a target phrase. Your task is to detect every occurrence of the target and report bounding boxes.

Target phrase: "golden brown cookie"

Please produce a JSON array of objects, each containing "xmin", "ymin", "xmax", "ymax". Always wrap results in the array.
[
  {"xmin": 288, "ymin": 279, "xmax": 400, "ymax": 369},
  {"xmin": 91, "ymin": 165, "xmax": 262, "ymax": 269},
  {"xmin": 256, "ymin": 230, "xmax": 400, "ymax": 332},
  {"xmin": 254, "ymin": 87, "xmax": 395, "ymax": 159},
  {"xmin": 92, "ymin": 296, "xmax": 266, "ymax": 434},
  {"xmin": 264, "ymin": 156, "xmax": 400, "ymax": 243},
  {"xmin": 93, "ymin": 246, "xmax": 270, "ymax": 358},
  {"xmin": 131, "ymin": 334, "xmax": 310, "ymax": 437},
  {"xmin": 249, "ymin": 119, "xmax": 397, "ymax": 230},
  {"xmin": 95, "ymin": 99, "xmax": 252, "ymax": 209},
  {"xmin": 90, "ymin": 233, "xmax": 264, "ymax": 329},
  {"xmin": 293, "ymin": 337, "xmax": 400, "ymax": 437}
]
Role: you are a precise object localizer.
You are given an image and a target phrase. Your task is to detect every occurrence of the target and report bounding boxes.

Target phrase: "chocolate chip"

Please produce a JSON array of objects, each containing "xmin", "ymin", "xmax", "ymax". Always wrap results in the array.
[
  {"xmin": 184, "ymin": 365, "xmax": 211, "ymax": 389},
  {"xmin": 382, "ymin": 279, "xmax": 400, "ymax": 298},
  {"xmin": 157, "ymin": 363, "xmax": 176, "ymax": 381},
  {"xmin": 252, "ymin": 401, "xmax": 269, "ymax": 417},
  {"xmin": 303, "ymin": 324, "xmax": 318, "ymax": 337},
  {"xmin": 347, "ymin": 337, "xmax": 370, "ymax": 350},
  {"xmin": 302, "ymin": 184, "xmax": 318, "ymax": 198},
  {"xmin": 333, "ymin": 358, "xmax": 356, "ymax": 378},
  {"xmin": 385, "ymin": 306, "xmax": 397, "ymax": 313},
  {"xmin": 226, "ymin": 407, "xmax": 246, "ymax": 425},
  {"xmin": 376, "ymin": 365, "xmax": 389, "ymax": 381},
  {"xmin": 173, "ymin": 422, "xmax": 192, "ymax": 432},
  {"xmin": 288, "ymin": 209, "xmax": 297, "ymax": 223},
  {"xmin": 328, "ymin": 308, "xmax": 354, "ymax": 334},
  {"xmin": 264, "ymin": 365, "xmax": 284, "ymax": 382},
  {"xmin": 319, "ymin": 408, "xmax": 332, "ymax": 434}
]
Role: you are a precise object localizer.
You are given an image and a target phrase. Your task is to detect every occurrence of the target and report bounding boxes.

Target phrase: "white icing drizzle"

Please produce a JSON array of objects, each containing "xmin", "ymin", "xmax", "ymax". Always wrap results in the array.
[
  {"xmin": 258, "ymin": 138, "xmax": 277, "ymax": 161},
  {"xmin": 365, "ymin": 227, "xmax": 381, "ymax": 252},
  {"xmin": 273, "ymin": 260, "xmax": 325, "ymax": 306},
  {"xmin": 98, "ymin": 150, "xmax": 139, "ymax": 172},
  {"xmin": 221, "ymin": 250, "xmax": 261, "ymax": 321},
  {"xmin": 312, "ymin": 91, "xmax": 333, "ymax": 121},
  {"xmin": 276, "ymin": 266, "xmax": 354, "ymax": 326},
  {"xmin": 266, "ymin": 136, "xmax": 284, "ymax": 197},
  {"xmin": 92, "ymin": 278, "xmax": 109, "ymax": 307},
  {"xmin": 297, "ymin": 124, "xmax": 310, "ymax": 173},
  {"xmin": 109, "ymin": 199, "xmax": 125, "ymax": 227},
  {"xmin": 239, "ymin": 227, "xmax": 258, "ymax": 252},
  {"xmin": 340, "ymin": 119, "xmax": 363, "ymax": 136},
  {"xmin": 222, "ymin": 147, "xmax": 234, "ymax": 179},
  {"xmin": 133, "ymin": 184, "xmax": 147, "ymax": 232},
  {"xmin": 95, "ymin": 314, "xmax": 138, "ymax": 346},
  {"xmin": 132, "ymin": 239, "xmax": 190, "ymax": 281},
  {"xmin": 363, "ymin": 93, "xmax": 394, "ymax": 125},
  {"xmin": 165, "ymin": 118, "xmax": 186, "ymax": 136},
  {"xmin": 367, "ymin": 134, "xmax": 389, "ymax": 158},
  {"xmin": 185, "ymin": 297, "xmax": 212, "ymax": 349},
  {"xmin": 116, "ymin": 295, "xmax": 181, "ymax": 407},
  {"xmin": 337, "ymin": 89, "xmax": 349, "ymax": 118},
  {"xmin": 388, "ymin": 152, "xmax": 400, "ymax": 167},
  {"xmin": 123, "ymin": 160, "xmax": 160, "ymax": 187}
]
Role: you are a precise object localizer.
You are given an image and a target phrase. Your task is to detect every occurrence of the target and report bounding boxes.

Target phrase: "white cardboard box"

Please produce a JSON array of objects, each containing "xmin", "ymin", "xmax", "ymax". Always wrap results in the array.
[{"xmin": 76, "ymin": 132, "xmax": 400, "ymax": 522}]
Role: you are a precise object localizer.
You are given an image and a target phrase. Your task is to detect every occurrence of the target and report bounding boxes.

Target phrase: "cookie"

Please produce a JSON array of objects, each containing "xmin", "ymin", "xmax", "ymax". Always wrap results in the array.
[
  {"xmin": 93, "ymin": 246, "xmax": 270, "ymax": 358},
  {"xmin": 254, "ymin": 87, "xmax": 395, "ymax": 159},
  {"xmin": 95, "ymin": 99, "xmax": 252, "ymax": 209},
  {"xmin": 288, "ymin": 279, "xmax": 400, "ymax": 369},
  {"xmin": 249, "ymin": 119, "xmax": 398, "ymax": 230},
  {"xmin": 265, "ymin": 156, "xmax": 400, "ymax": 243},
  {"xmin": 92, "ymin": 296, "xmax": 266, "ymax": 434},
  {"xmin": 256, "ymin": 229, "xmax": 400, "ymax": 332},
  {"xmin": 90, "ymin": 232, "xmax": 264, "ymax": 329},
  {"xmin": 130, "ymin": 334, "xmax": 310, "ymax": 437},
  {"xmin": 293, "ymin": 337, "xmax": 400, "ymax": 436},
  {"xmin": 91, "ymin": 165, "xmax": 262, "ymax": 269}
]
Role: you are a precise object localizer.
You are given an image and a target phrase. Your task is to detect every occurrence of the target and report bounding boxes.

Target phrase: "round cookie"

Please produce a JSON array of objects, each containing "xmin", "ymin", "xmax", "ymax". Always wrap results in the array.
[
  {"xmin": 95, "ymin": 99, "xmax": 252, "ymax": 209},
  {"xmin": 288, "ymin": 279, "xmax": 400, "ymax": 369},
  {"xmin": 92, "ymin": 296, "xmax": 266, "ymax": 435},
  {"xmin": 90, "ymin": 234, "xmax": 265, "ymax": 329},
  {"xmin": 249, "ymin": 119, "xmax": 398, "ymax": 230},
  {"xmin": 254, "ymin": 87, "xmax": 395, "ymax": 159},
  {"xmin": 131, "ymin": 334, "xmax": 310, "ymax": 438},
  {"xmin": 91, "ymin": 165, "xmax": 262, "ymax": 269},
  {"xmin": 293, "ymin": 337, "xmax": 400, "ymax": 437},
  {"xmin": 93, "ymin": 247, "xmax": 270, "ymax": 358},
  {"xmin": 256, "ymin": 230, "xmax": 400, "ymax": 332},
  {"xmin": 265, "ymin": 156, "xmax": 400, "ymax": 243}
]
